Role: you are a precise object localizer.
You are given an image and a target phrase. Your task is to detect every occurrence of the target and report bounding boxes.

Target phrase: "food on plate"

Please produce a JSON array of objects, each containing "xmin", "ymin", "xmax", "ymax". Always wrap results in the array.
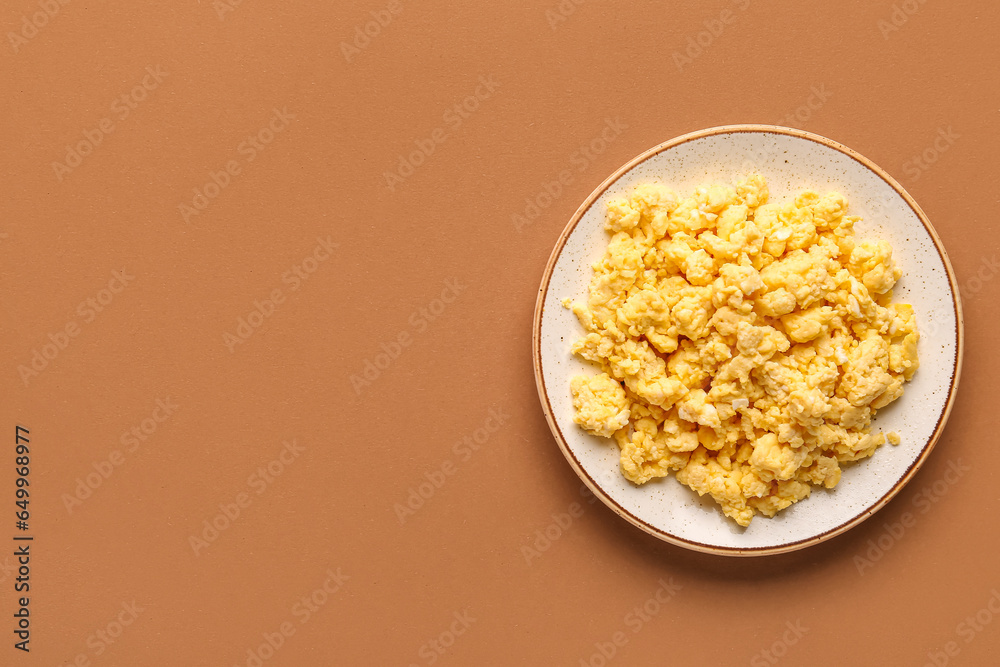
[{"xmin": 565, "ymin": 175, "xmax": 918, "ymax": 526}]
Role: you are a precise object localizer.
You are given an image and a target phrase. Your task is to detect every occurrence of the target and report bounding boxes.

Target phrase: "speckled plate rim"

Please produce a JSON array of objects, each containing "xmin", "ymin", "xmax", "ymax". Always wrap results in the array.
[{"xmin": 531, "ymin": 124, "xmax": 965, "ymax": 557}]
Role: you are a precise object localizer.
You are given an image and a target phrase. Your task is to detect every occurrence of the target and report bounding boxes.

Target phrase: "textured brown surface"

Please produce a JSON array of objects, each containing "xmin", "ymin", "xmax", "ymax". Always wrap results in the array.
[{"xmin": 1, "ymin": 1, "xmax": 997, "ymax": 665}]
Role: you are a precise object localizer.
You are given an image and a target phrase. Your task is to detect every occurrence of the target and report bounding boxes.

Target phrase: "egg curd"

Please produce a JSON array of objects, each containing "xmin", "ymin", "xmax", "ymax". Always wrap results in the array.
[{"xmin": 565, "ymin": 175, "xmax": 919, "ymax": 527}]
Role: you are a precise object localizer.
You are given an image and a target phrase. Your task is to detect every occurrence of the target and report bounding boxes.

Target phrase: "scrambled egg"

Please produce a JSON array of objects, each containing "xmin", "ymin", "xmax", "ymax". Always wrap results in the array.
[{"xmin": 566, "ymin": 176, "xmax": 918, "ymax": 527}]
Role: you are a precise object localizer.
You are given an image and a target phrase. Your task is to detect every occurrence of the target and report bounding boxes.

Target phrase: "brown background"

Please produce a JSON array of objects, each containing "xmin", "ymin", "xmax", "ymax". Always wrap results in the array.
[{"xmin": 1, "ymin": 0, "xmax": 998, "ymax": 665}]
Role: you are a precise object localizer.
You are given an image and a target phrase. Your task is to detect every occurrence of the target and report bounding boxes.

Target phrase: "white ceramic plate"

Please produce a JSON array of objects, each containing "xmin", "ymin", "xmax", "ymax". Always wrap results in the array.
[{"xmin": 532, "ymin": 125, "xmax": 963, "ymax": 556}]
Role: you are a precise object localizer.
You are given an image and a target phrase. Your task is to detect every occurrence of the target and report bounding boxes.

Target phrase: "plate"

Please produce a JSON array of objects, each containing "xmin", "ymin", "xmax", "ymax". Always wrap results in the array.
[{"xmin": 532, "ymin": 125, "xmax": 963, "ymax": 556}]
